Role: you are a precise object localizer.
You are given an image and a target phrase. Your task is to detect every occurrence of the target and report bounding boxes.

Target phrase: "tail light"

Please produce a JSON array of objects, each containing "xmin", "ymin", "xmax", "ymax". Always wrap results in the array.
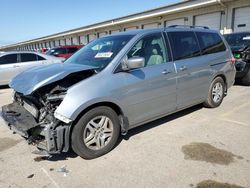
[{"xmin": 230, "ymin": 57, "xmax": 236, "ymax": 65}]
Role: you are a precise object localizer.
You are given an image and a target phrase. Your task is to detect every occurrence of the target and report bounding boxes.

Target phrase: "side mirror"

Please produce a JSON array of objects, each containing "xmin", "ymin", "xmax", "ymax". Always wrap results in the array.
[{"xmin": 122, "ymin": 56, "xmax": 145, "ymax": 71}]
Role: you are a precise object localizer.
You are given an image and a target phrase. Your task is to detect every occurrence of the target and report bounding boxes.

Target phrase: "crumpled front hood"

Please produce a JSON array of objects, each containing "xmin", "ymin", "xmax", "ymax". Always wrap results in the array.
[{"xmin": 10, "ymin": 63, "xmax": 96, "ymax": 95}]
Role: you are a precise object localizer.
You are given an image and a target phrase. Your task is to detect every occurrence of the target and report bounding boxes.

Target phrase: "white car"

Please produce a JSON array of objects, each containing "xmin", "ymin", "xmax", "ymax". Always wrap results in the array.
[{"xmin": 0, "ymin": 51, "xmax": 65, "ymax": 86}]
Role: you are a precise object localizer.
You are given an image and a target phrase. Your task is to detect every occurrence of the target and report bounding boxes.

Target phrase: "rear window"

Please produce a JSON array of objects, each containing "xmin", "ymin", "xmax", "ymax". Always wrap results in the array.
[
  {"xmin": 196, "ymin": 32, "xmax": 226, "ymax": 55},
  {"xmin": 0, "ymin": 54, "xmax": 18, "ymax": 64},
  {"xmin": 67, "ymin": 48, "xmax": 79, "ymax": 53},
  {"xmin": 168, "ymin": 31, "xmax": 200, "ymax": 61},
  {"xmin": 20, "ymin": 53, "xmax": 37, "ymax": 62},
  {"xmin": 46, "ymin": 48, "xmax": 67, "ymax": 55}
]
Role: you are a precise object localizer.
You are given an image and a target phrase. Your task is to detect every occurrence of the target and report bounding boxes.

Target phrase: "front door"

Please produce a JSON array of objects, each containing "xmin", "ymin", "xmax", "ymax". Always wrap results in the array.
[{"xmin": 118, "ymin": 32, "xmax": 177, "ymax": 126}]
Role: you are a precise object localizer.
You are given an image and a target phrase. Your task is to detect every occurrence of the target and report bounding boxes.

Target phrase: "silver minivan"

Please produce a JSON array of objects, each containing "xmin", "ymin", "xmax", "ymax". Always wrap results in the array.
[{"xmin": 1, "ymin": 27, "xmax": 236, "ymax": 159}]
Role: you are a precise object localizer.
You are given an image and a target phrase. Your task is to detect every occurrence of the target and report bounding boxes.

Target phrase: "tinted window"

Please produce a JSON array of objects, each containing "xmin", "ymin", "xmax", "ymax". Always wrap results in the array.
[
  {"xmin": 168, "ymin": 31, "xmax": 200, "ymax": 61},
  {"xmin": 196, "ymin": 32, "xmax": 226, "ymax": 54},
  {"xmin": 46, "ymin": 48, "xmax": 67, "ymax": 55},
  {"xmin": 224, "ymin": 33, "xmax": 250, "ymax": 47},
  {"xmin": 20, "ymin": 53, "xmax": 37, "ymax": 62},
  {"xmin": 67, "ymin": 48, "xmax": 79, "ymax": 53},
  {"xmin": 0, "ymin": 54, "xmax": 18, "ymax": 65},
  {"xmin": 37, "ymin": 55, "xmax": 45, "ymax": 60},
  {"xmin": 128, "ymin": 33, "xmax": 170, "ymax": 67}
]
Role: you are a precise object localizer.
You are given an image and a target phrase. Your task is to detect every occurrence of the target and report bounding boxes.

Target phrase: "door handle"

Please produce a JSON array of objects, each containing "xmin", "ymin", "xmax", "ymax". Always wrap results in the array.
[
  {"xmin": 179, "ymin": 66, "xmax": 187, "ymax": 71},
  {"xmin": 162, "ymin": 69, "xmax": 172, "ymax": 75}
]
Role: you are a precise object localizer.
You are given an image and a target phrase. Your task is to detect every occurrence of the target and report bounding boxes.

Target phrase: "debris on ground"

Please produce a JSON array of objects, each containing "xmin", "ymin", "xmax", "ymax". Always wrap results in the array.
[
  {"xmin": 27, "ymin": 174, "xmax": 34, "ymax": 179},
  {"xmin": 57, "ymin": 165, "xmax": 69, "ymax": 177}
]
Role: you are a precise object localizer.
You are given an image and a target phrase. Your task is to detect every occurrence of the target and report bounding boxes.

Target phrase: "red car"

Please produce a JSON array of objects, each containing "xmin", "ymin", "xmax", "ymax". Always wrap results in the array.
[{"xmin": 45, "ymin": 45, "xmax": 83, "ymax": 59}]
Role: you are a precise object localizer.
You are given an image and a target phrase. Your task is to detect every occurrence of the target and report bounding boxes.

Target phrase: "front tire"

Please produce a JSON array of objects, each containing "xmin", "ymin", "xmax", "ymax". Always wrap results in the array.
[
  {"xmin": 203, "ymin": 77, "xmax": 225, "ymax": 108},
  {"xmin": 71, "ymin": 106, "xmax": 120, "ymax": 159}
]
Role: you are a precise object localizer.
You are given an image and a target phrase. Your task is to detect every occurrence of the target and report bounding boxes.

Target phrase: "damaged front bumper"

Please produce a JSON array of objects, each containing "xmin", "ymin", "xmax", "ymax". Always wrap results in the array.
[{"xmin": 0, "ymin": 102, "xmax": 71, "ymax": 154}]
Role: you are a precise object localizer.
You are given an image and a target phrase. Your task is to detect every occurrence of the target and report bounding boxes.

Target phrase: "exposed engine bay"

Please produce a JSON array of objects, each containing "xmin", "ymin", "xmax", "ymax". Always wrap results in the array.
[{"xmin": 1, "ymin": 70, "xmax": 95, "ymax": 154}]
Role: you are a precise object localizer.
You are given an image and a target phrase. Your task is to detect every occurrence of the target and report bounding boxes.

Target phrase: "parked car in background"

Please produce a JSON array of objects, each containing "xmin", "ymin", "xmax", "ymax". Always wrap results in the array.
[
  {"xmin": 46, "ymin": 45, "xmax": 83, "ymax": 59},
  {"xmin": 1, "ymin": 27, "xmax": 235, "ymax": 159},
  {"xmin": 224, "ymin": 32, "xmax": 250, "ymax": 85},
  {"xmin": 39, "ymin": 48, "xmax": 49, "ymax": 54},
  {"xmin": 0, "ymin": 51, "xmax": 65, "ymax": 86}
]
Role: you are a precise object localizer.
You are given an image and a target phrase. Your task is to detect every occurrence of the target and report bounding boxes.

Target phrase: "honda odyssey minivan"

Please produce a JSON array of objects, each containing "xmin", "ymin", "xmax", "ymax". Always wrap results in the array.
[{"xmin": 1, "ymin": 26, "xmax": 236, "ymax": 159}]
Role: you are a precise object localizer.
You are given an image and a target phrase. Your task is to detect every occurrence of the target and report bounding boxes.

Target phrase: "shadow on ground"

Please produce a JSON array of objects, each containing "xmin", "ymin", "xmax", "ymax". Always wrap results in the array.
[{"xmin": 33, "ymin": 104, "xmax": 203, "ymax": 162}]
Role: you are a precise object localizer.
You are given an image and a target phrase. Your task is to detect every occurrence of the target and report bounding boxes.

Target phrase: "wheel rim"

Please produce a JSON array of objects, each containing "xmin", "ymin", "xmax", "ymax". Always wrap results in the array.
[
  {"xmin": 212, "ymin": 82, "xmax": 223, "ymax": 103},
  {"xmin": 83, "ymin": 116, "xmax": 114, "ymax": 150}
]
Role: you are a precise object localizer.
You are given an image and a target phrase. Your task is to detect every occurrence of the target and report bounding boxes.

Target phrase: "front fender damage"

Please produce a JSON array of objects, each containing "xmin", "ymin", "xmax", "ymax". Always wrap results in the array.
[{"xmin": 1, "ymin": 69, "xmax": 96, "ymax": 154}]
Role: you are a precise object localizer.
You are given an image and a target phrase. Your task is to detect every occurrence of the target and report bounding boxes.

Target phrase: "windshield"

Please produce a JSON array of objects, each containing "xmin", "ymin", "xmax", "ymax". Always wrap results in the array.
[
  {"xmin": 64, "ymin": 35, "xmax": 133, "ymax": 70},
  {"xmin": 224, "ymin": 33, "xmax": 250, "ymax": 47}
]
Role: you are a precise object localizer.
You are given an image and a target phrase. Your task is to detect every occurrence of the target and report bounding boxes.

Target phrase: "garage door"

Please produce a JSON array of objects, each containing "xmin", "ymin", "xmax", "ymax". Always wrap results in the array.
[
  {"xmin": 60, "ymin": 39, "xmax": 65, "ymax": 46},
  {"xmin": 165, "ymin": 18, "xmax": 186, "ymax": 27},
  {"xmin": 194, "ymin": 12, "xmax": 221, "ymax": 30},
  {"xmin": 143, "ymin": 23, "xmax": 160, "ymax": 29},
  {"xmin": 98, "ymin": 32, "xmax": 107, "ymax": 37},
  {"xmin": 66, "ymin": 38, "xmax": 71, "ymax": 45},
  {"xmin": 125, "ymin": 26, "xmax": 138, "ymax": 31},
  {"xmin": 80, "ymin": 36, "xmax": 88, "ymax": 45},
  {"xmin": 234, "ymin": 7, "xmax": 250, "ymax": 32},
  {"xmin": 89, "ymin": 34, "xmax": 96, "ymax": 42},
  {"xmin": 72, "ymin": 37, "xmax": 78, "ymax": 45},
  {"xmin": 111, "ymin": 30, "xmax": 120, "ymax": 34}
]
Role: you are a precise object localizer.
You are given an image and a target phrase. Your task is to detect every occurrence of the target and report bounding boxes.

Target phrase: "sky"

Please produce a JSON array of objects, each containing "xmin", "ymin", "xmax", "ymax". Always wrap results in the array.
[{"xmin": 0, "ymin": 0, "xmax": 180, "ymax": 46}]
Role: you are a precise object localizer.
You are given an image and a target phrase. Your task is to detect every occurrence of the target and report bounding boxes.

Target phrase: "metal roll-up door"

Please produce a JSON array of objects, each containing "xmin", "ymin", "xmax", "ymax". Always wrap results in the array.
[
  {"xmin": 80, "ymin": 36, "xmax": 88, "ymax": 45},
  {"xmin": 234, "ymin": 7, "xmax": 250, "ymax": 32},
  {"xmin": 165, "ymin": 18, "xmax": 186, "ymax": 27},
  {"xmin": 194, "ymin": 12, "xmax": 221, "ymax": 30},
  {"xmin": 55, "ymin": 40, "xmax": 60, "ymax": 47},
  {"xmin": 66, "ymin": 38, "xmax": 71, "ymax": 45},
  {"xmin": 143, "ymin": 23, "xmax": 160, "ymax": 29},
  {"xmin": 111, "ymin": 30, "xmax": 120, "ymax": 34},
  {"xmin": 89, "ymin": 34, "xmax": 96, "ymax": 42},
  {"xmin": 72, "ymin": 37, "xmax": 78, "ymax": 45},
  {"xmin": 125, "ymin": 26, "xmax": 138, "ymax": 31},
  {"xmin": 98, "ymin": 32, "xmax": 107, "ymax": 37},
  {"xmin": 60, "ymin": 39, "xmax": 65, "ymax": 46}
]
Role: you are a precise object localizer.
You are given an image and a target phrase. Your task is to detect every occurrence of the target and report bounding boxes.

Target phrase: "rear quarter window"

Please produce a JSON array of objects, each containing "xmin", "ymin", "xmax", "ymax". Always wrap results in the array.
[
  {"xmin": 20, "ymin": 53, "xmax": 37, "ymax": 62},
  {"xmin": 196, "ymin": 32, "xmax": 226, "ymax": 55},
  {"xmin": 168, "ymin": 31, "xmax": 201, "ymax": 61}
]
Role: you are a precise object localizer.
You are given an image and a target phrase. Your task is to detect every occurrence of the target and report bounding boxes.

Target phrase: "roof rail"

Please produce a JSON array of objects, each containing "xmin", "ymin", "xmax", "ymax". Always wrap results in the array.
[{"xmin": 167, "ymin": 25, "xmax": 210, "ymax": 29}]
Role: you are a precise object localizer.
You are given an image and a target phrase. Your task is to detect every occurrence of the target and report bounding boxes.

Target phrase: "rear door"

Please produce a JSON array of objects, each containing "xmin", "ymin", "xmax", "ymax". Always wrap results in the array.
[
  {"xmin": 168, "ymin": 31, "xmax": 211, "ymax": 109},
  {"xmin": 0, "ymin": 54, "xmax": 19, "ymax": 85},
  {"xmin": 119, "ymin": 32, "xmax": 177, "ymax": 126}
]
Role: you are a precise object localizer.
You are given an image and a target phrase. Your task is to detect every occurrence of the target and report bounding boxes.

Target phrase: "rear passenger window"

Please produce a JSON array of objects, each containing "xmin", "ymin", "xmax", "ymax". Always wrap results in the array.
[
  {"xmin": 196, "ymin": 32, "xmax": 226, "ymax": 55},
  {"xmin": 37, "ymin": 55, "xmax": 45, "ymax": 60},
  {"xmin": 67, "ymin": 48, "xmax": 79, "ymax": 53},
  {"xmin": 0, "ymin": 54, "xmax": 18, "ymax": 64},
  {"xmin": 20, "ymin": 53, "xmax": 37, "ymax": 62},
  {"xmin": 168, "ymin": 31, "xmax": 200, "ymax": 61}
]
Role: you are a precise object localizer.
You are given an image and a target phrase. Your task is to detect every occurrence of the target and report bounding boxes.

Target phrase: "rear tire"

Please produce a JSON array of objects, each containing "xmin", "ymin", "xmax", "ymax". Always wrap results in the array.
[
  {"xmin": 71, "ymin": 106, "xmax": 120, "ymax": 159},
  {"xmin": 203, "ymin": 77, "xmax": 225, "ymax": 108},
  {"xmin": 241, "ymin": 70, "xmax": 250, "ymax": 86}
]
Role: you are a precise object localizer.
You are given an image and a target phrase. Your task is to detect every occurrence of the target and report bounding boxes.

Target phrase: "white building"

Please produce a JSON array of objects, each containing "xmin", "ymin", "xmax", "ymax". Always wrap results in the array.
[{"xmin": 1, "ymin": 0, "xmax": 250, "ymax": 51}]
